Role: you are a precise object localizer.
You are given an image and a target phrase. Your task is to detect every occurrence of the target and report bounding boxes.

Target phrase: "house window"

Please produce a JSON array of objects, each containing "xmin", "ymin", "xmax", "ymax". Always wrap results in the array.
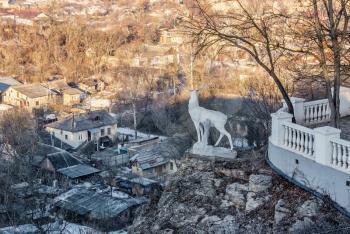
[
  {"xmin": 170, "ymin": 162, "xmax": 173, "ymax": 170},
  {"xmin": 101, "ymin": 128, "xmax": 105, "ymax": 136},
  {"xmin": 107, "ymin": 128, "xmax": 111, "ymax": 135},
  {"xmin": 65, "ymin": 134, "xmax": 68, "ymax": 140},
  {"xmin": 36, "ymin": 101, "xmax": 39, "ymax": 106}
]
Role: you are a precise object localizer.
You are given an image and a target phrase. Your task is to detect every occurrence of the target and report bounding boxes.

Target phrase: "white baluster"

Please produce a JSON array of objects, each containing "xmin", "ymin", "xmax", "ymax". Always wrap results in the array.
[
  {"xmin": 298, "ymin": 131, "xmax": 303, "ymax": 152},
  {"xmin": 300, "ymin": 132, "xmax": 305, "ymax": 153},
  {"xmin": 342, "ymin": 145, "xmax": 347, "ymax": 169},
  {"xmin": 305, "ymin": 107, "xmax": 310, "ymax": 124},
  {"xmin": 316, "ymin": 104, "xmax": 320, "ymax": 122},
  {"xmin": 320, "ymin": 104, "xmax": 324, "ymax": 121},
  {"xmin": 314, "ymin": 105, "xmax": 318, "ymax": 122},
  {"xmin": 337, "ymin": 144, "xmax": 342, "ymax": 167},
  {"xmin": 295, "ymin": 130, "xmax": 299, "ymax": 150},
  {"xmin": 284, "ymin": 126, "xmax": 289, "ymax": 146},
  {"xmin": 305, "ymin": 133, "xmax": 310, "ymax": 155},
  {"xmin": 326, "ymin": 103, "xmax": 330, "ymax": 120},
  {"xmin": 346, "ymin": 146, "xmax": 350, "ymax": 169},
  {"xmin": 332, "ymin": 142, "xmax": 337, "ymax": 165},
  {"xmin": 288, "ymin": 126, "xmax": 292, "ymax": 147}
]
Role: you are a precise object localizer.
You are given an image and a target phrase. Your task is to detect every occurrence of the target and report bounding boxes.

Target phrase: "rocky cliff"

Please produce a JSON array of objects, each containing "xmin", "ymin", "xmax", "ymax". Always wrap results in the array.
[{"xmin": 129, "ymin": 150, "xmax": 350, "ymax": 233}]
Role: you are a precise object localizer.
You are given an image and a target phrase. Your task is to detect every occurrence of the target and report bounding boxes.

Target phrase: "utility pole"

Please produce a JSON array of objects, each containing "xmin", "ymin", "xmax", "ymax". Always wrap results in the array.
[{"xmin": 190, "ymin": 45, "xmax": 193, "ymax": 90}]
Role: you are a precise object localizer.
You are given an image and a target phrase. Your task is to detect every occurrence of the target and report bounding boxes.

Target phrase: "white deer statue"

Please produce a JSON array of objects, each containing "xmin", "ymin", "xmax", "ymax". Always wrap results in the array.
[{"xmin": 188, "ymin": 90, "xmax": 234, "ymax": 150}]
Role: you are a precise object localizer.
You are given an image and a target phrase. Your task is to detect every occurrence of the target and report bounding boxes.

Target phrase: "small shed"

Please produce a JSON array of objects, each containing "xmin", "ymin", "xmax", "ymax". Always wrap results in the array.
[{"xmin": 53, "ymin": 187, "xmax": 147, "ymax": 231}]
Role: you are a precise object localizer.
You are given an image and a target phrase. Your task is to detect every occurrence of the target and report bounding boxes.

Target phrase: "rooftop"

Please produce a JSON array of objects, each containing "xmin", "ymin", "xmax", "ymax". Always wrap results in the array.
[
  {"xmin": 63, "ymin": 87, "xmax": 83, "ymax": 95},
  {"xmin": 0, "ymin": 76, "xmax": 21, "ymax": 92},
  {"xmin": 54, "ymin": 187, "xmax": 147, "ymax": 219},
  {"xmin": 46, "ymin": 151, "xmax": 82, "ymax": 170},
  {"xmin": 46, "ymin": 79, "xmax": 82, "ymax": 95},
  {"xmin": 12, "ymin": 83, "xmax": 51, "ymax": 98},
  {"xmin": 130, "ymin": 134, "xmax": 191, "ymax": 170},
  {"xmin": 47, "ymin": 79, "xmax": 69, "ymax": 90},
  {"xmin": 57, "ymin": 164, "xmax": 100, "ymax": 179},
  {"xmin": 46, "ymin": 110, "xmax": 117, "ymax": 132}
]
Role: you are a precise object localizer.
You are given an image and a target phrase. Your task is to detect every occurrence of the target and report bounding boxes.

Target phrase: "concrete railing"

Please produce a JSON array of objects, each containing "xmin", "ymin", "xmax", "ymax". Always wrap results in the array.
[
  {"xmin": 303, "ymin": 99, "xmax": 330, "ymax": 125},
  {"xmin": 330, "ymin": 138, "xmax": 350, "ymax": 171},
  {"xmin": 271, "ymin": 111, "xmax": 342, "ymax": 172},
  {"xmin": 282, "ymin": 97, "xmax": 330, "ymax": 125},
  {"xmin": 281, "ymin": 122, "xmax": 315, "ymax": 158}
]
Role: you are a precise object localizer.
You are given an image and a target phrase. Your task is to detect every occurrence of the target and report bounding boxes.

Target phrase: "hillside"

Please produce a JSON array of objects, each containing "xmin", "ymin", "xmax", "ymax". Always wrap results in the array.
[{"xmin": 129, "ymin": 149, "xmax": 350, "ymax": 233}]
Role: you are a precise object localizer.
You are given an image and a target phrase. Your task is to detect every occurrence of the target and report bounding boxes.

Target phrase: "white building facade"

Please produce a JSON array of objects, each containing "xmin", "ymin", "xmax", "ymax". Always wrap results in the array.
[{"xmin": 46, "ymin": 111, "xmax": 118, "ymax": 149}]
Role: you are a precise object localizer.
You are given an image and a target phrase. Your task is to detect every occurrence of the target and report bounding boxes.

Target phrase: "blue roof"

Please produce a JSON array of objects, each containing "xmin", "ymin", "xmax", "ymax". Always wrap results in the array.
[{"xmin": 0, "ymin": 77, "xmax": 21, "ymax": 92}]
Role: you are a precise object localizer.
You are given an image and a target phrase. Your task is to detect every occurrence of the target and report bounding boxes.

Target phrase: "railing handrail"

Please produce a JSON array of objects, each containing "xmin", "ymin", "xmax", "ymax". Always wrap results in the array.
[
  {"xmin": 303, "ymin": 99, "xmax": 329, "ymax": 107},
  {"xmin": 330, "ymin": 137, "xmax": 350, "ymax": 147},
  {"xmin": 282, "ymin": 121, "xmax": 315, "ymax": 135}
]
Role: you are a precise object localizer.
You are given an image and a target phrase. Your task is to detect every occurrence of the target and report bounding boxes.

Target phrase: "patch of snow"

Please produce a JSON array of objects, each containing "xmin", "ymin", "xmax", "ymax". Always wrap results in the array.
[
  {"xmin": 10, "ymin": 182, "xmax": 29, "ymax": 189},
  {"xmin": 0, "ymin": 224, "xmax": 38, "ymax": 233},
  {"xmin": 111, "ymin": 189, "xmax": 130, "ymax": 199}
]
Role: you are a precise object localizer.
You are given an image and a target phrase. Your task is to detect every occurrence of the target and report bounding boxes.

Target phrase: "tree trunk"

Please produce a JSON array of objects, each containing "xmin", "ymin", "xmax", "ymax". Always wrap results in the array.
[{"xmin": 270, "ymin": 72, "xmax": 296, "ymax": 123}]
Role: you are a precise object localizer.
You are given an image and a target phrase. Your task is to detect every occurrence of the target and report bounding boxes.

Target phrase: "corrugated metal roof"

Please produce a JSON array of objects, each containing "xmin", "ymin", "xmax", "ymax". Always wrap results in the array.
[
  {"xmin": 54, "ymin": 188, "xmax": 147, "ymax": 219},
  {"xmin": 57, "ymin": 164, "xmax": 100, "ymax": 179}
]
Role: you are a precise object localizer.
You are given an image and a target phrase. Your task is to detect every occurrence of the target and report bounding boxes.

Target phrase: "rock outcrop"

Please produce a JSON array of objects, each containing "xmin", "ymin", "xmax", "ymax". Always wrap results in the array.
[{"xmin": 129, "ymin": 150, "xmax": 350, "ymax": 233}]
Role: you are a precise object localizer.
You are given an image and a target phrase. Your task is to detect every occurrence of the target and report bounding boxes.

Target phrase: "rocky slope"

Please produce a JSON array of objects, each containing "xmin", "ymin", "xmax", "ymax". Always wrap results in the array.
[{"xmin": 129, "ymin": 149, "xmax": 350, "ymax": 234}]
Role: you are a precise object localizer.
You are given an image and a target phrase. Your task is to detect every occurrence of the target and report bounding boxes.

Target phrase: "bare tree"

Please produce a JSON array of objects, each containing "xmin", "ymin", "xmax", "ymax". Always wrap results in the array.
[
  {"xmin": 0, "ymin": 109, "xmax": 38, "ymax": 158},
  {"xmin": 184, "ymin": 0, "xmax": 296, "ymax": 121},
  {"xmin": 285, "ymin": 0, "xmax": 350, "ymax": 127},
  {"xmin": 116, "ymin": 66, "xmax": 155, "ymax": 139}
]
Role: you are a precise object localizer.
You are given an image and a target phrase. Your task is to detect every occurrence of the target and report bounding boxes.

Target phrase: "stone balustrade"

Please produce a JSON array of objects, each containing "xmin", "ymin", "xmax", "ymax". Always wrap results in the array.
[
  {"xmin": 330, "ymin": 138, "xmax": 350, "ymax": 171},
  {"xmin": 282, "ymin": 97, "xmax": 330, "ymax": 125},
  {"xmin": 269, "ymin": 90, "xmax": 350, "ymax": 214},
  {"xmin": 303, "ymin": 99, "xmax": 330, "ymax": 125},
  {"xmin": 281, "ymin": 122, "xmax": 315, "ymax": 158},
  {"xmin": 271, "ymin": 103, "xmax": 344, "ymax": 173}
]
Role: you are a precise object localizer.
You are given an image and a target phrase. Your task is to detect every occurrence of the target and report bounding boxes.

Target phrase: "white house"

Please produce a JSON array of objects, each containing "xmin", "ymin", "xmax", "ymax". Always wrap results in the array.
[{"xmin": 46, "ymin": 110, "xmax": 118, "ymax": 149}]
